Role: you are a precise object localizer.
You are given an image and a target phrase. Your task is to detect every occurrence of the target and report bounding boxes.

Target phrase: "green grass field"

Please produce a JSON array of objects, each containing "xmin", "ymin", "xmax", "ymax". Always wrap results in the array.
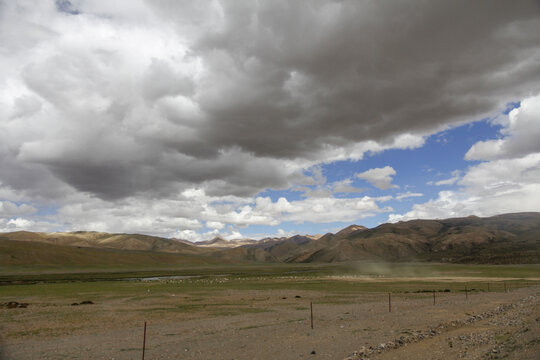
[{"xmin": 2, "ymin": 262, "xmax": 538, "ymax": 298}]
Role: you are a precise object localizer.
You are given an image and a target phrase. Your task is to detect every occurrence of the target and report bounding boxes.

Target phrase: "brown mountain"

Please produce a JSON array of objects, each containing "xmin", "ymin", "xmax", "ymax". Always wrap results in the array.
[
  {"xmin": 334, "ymin": 225, "xmax": 368, "ymax": 239},
  {"xmin": 0, "ymin": 231, "xmax": 207, "ymax": 256},
  {"xmin": 0, "ymin": 239, "xmax": 232, "ymax": 268},
  {"xmin": 1, "ymin": 212, "xmax": 539, "ymax": 265},
  {"xmin": 286, "ymin": 213, "xmax": 540, "ymax": 264},
  {"xmin": 213, "ymin": 235, "xmax": 316, "ymax": 262}
]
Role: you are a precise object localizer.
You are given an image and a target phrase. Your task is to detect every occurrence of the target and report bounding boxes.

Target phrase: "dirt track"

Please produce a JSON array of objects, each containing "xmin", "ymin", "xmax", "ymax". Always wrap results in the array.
[{"xmin": 1, "ymin": 287, "xmax": 538, "ymax": 360}]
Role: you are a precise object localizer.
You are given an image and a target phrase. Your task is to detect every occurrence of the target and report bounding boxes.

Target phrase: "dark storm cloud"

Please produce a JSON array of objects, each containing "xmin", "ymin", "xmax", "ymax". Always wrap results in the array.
[
  {"xmin": 55, "ymin": 0, "xmax": 79, "ymax": 15},
  {"xmin": 2, "ymin": 0, "xmax": 540, "ymax": 202},
  {"xmin": 185, "ymin": 0, "xmax": 540, "ymax": 158}
]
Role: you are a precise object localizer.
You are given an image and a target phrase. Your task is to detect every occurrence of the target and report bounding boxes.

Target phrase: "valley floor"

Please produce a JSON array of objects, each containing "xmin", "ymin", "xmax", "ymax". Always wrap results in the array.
[{"xmin": 0, "ymin": 273, "xmax": 538, "ymax": 360}]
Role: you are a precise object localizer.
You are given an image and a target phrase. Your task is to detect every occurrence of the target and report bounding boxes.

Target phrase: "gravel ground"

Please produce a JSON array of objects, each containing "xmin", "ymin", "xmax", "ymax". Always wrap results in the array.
[
  {"xmin": 1, "ymin": 286, "xmax": 538, "ymax": 360},
  {"xmin": 346, "ymin": 290, "xmax": 539, "ymax": 360}
]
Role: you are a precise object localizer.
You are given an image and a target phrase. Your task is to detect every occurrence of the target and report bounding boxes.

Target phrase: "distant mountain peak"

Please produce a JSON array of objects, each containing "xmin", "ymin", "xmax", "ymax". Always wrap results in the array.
[
  {"xmin": 196, "ymin": 236, "xmax": 229, "ymax": 246},
  {"xmin": 335, "ymin": 224, "xmax": 368, "ymax": 238}
]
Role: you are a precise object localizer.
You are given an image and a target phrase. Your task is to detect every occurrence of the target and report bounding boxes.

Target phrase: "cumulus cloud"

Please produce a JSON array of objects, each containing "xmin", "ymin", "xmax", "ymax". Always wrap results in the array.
[
  {"xmin": 206, "ymin": 221, "xmax": 225, "ymax": 230},
  {"xmin": 389, "ymin": 96, "xmax": 540, "ymax": 222},
  {"xmin": 0, "ymin": 217, "xmax": 59, "ymax": 233},
  {"xmin": 0, "ymin": 201, "xmax": 37, "ymax": 217},
  {"xmin": 1, "ymin": 1, "xmax": 540, "ymax": 236},
  {"xmin": 466, "ymin": 94, "xmax": 540, "ymax": 160},
  {"xmin": 356, "ymin": 166, "xmax": 399, "ymax": 190},
  {"xmin": 249, "ymin": 195, "xmax": 392, "ymax": 224}
]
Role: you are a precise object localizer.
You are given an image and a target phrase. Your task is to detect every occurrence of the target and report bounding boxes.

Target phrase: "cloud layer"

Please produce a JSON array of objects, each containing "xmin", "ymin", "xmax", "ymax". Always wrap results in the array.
[{"xmin": 1, "ymin": 1, "xmax": 540, "ymax": 238}]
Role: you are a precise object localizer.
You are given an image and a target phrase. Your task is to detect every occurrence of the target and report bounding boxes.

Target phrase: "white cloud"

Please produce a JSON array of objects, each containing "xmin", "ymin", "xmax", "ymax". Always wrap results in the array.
[
  {"xmin": 395, "ymin": 192, "xmax": 424, "ymax": 201},
  {"xmin": 433, "ymin": 177, "xmax": 460, "ymax": 186},
  {"xmin": 0, "ymin": 201, "xmax": 37, "ymax": 217},
  {"xmin": 170, "ymin": 229, "xmax": 212, "ymax": 242},
  {"xmin": 222, "ymin": 230, "xmax": 244, "ymax": 241},
  {"xmin": 276, "ymin": 228, "xmax": 295, "ymax": 238},
  {"xmin": 356, "ymin": 166, "xmax": 399, "ymax": 190},
  {"xmin": 460, "ymin": 153, "xmax": 540, "ymax": 192},
  {"xmin": 170, "ymin": 227, "xmax": 244, "ymax": 242},
  {"xmin": 197, "ymin": 194, "xmax": 391, "ymax": 227},
  {"xmin": 206, "ymin": 221, "xmax": 225, "ymax": 230},
  {"xmin": 0, "ymin": 217, "xmax": 59, "ymax": 233},
  {"xmin": 332, "ymin": 178, "xmax": 364, "ymax": 194},
  {"xmin": 428, "ymin": 170, "xmax": 462, "ymax": 186},
  {"xmin": 466, "ymin": 94, "xmax": 540, "ymax": 160},
  {"xmin": 389, "ymin": 152, "xmax": 540, "ymax": 222}
]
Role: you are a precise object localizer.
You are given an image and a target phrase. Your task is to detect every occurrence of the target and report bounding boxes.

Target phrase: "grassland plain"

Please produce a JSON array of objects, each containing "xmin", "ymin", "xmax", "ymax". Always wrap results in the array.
[{"xmin": 1, "ymin": 263, "xmax": 539, "ymax": 360}]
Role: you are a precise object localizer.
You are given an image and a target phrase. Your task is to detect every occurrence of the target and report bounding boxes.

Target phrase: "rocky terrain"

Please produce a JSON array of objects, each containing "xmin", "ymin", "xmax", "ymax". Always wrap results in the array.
[{"xmin": 346, "ymin": 291, "xmax": 539, "ymax": 359}]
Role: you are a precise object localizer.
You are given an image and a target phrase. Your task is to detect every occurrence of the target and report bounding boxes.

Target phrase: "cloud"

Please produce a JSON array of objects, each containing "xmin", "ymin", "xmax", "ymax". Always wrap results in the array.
[
  {"xmin": 2, "ymin": 1, "xmax": 540, "ymax": 201},
  {"xmin": 389, "ymin": 97, "xmax": 540, "ymax": 222},
  {"xmin": 55, "ymin": 0, "xmax": 80, "ymax": 15},
  {"xmin": 0, "ymin": 217, "xmax": 59, "ymax": 233},
  {"xmin": 0, "ymin": 185, "xmax": 391, "ymax": 238},
  {"xmin": 206, "ymin": 221, "xmax": 225, "ymax": 230},
  {"xmin": 332, "ymin": 178, "xmax": 364, "ymax": 194},
  {"xmin": 466, "ymin": 94, "xmax": 540, "ymax": 160},
  {"xmin": 1, "ymin": 1, "xmax": 540, "ymax": 236},
  {"xmin": 9, "ymin": 95, "xmax": 42, "ymax": 120},
  {"xmin": 356, "ymin": 166, "xmax": 399, "ymax": 190},
  {"xmin": 273, "ymin": 195, "xmax": 392, "ymax": 224},
  {"xmin": 428, "ymin": 170, "xmax": 462, "ymax": 186},
  {"xmin": 395, "ymin": 192, "xmax": 424, "ymax": 201},
  {"xmin": 0, "ymin": 201, "xmax": 37, "ymax": 217}
]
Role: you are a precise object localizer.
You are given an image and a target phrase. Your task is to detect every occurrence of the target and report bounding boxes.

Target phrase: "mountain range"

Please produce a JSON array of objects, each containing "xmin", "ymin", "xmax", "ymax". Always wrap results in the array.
[{"xmin": 1, "ymin": 212, "xmax": 539, "ymax": 266}]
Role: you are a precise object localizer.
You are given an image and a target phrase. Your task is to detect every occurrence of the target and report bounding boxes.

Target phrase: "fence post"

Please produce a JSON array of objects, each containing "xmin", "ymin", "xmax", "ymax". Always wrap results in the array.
[
  {"xmin": 142, "ymin": 321, "xmax": 147, "ymax": 360},
  {"xmin": 465, "ymin": 285, "xmax": 468, "ymax": 300},
  {"xmin": 310, "ymin": 302, "xmax": 313, "ymax": 329},
  {"xmin": 388, "ymin": 293, "xmax": 391, "ymax": 313},
  {"xmin": 433, "ymin": 291, "xmax": 436, "ymax": 305}
]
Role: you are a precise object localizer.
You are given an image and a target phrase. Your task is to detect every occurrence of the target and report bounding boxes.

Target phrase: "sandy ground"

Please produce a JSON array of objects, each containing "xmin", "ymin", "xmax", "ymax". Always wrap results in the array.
[{"xmin": 1, "ymin": 286, "xmax": 538, "ymax": 360}]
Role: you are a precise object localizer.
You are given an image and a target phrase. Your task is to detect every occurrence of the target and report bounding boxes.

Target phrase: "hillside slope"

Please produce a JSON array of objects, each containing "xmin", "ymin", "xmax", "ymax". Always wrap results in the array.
[
  {"xmin": 1, "ymin": 212, "xmax": 539, "ymax": 265},
  {"xmin": 0, "ymin": 239, "xmax": 230, "ymax": 268},
  {"xmin": 0, "ymin": 231, "xmax": 208, "ymax": 255},
  {"xmin": 289, "ymin": 213, "xmax": 540, "ymax": 264}
]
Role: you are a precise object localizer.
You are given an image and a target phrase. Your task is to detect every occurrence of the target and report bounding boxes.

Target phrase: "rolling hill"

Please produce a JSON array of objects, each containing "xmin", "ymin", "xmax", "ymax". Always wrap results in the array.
[
  {"xmin": 283, "ymin": 213, "xmax": 540, "ymax": 264},
  {"xmin": 215, "ymin": 213, "xmax": 540, "ymax": 264},
  {"xmin": 1, "ymin": 212, "xmax": 539, "ymax": 266},
  {"xmin": 0, "ymin": 238, "xmax": 231, "ymax": 268},
  {"xmin": 0, "ymin": 231, "xmax": 207, "ymax": 255}
]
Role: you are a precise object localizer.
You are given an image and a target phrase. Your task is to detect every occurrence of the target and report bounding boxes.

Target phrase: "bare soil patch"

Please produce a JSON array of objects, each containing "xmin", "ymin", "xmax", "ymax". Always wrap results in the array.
[{"xmin": 1, "ymin": 281, "xmax": 538, "ymax": 360}]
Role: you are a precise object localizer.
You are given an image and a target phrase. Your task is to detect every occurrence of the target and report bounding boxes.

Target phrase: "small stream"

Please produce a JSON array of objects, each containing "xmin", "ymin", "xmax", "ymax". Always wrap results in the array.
[{"xmin": 125, "ymin": 275, "xmax": 202, "ymax": 282}]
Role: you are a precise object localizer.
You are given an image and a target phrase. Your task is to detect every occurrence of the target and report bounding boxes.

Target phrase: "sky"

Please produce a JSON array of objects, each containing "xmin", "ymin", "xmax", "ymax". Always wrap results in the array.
[{"xmin": 1, "ymin": 0, "xmax": 540, "ymax": 241}]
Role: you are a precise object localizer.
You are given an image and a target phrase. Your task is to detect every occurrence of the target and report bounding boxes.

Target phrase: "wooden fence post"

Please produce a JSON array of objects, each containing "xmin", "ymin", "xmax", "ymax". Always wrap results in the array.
[
  {"xmin": 142, "ymin": 321, "xmax": 147, "ymax": 360},
  {"xmin": 310, "ymin": 302, "xmax": 313, "ymax": 329}
]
